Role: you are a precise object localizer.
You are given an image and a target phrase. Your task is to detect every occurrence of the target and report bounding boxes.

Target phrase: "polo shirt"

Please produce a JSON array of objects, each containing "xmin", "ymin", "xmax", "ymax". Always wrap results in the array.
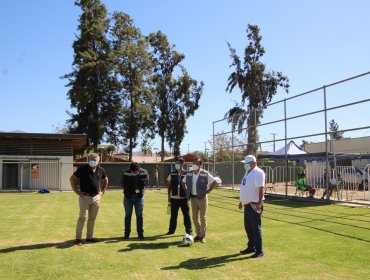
[
  {"xmin": 73, "ymin": 165, "xmax": 107, "ymax": 195},
  {"xmin": 239, "ymin": 166, "xmax": 265, "ymax": 204}
]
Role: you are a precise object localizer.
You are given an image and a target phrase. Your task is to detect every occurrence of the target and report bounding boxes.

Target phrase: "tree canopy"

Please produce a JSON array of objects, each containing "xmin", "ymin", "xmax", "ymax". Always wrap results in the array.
[{"xmin": 225, "ymin": 24, "xmax": 289, "ymax": 155}]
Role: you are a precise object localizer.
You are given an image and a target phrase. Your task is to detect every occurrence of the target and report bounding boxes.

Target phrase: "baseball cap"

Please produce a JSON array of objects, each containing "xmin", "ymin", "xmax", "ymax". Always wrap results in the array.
[{"xmin": 241, "ymin": 155, "xmax": 256, "ymax": 163}]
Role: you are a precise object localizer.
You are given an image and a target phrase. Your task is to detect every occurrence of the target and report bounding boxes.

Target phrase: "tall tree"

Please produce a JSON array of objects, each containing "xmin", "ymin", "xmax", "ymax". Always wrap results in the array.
[
  {"xmin": 149, "ymin": 31, "xmax": 203, "ymax": 159},
  {"xmin": 63, "ymin": 0, "xmax": 120, "ymax": 151},
  {"xmin": 109, "ymin": 12, "xmax": 154, "ymax": 161},
  {"xmin": 225, "ymin": 24, "xmax": 289, "ymax": 155},
  {"xmin": 329, "ymin": 119, "xmax": 344, "ymax": 140}
]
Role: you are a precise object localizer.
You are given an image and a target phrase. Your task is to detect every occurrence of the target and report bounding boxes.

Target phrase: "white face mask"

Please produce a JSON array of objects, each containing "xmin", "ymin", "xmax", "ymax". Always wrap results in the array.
[
  {"xmin": 89, "ymin": 160, "xmax": 98, "ymax": 168},
  {"xmin": 244, "ymin": 163, "xmax": 251, "ymax": 171},
  {"xmin": 175, "ymin": 164, "xmax": 180, "ymax": 170},
  {"xmin": 192, "ymin": 164, "xmax": 199, "ymax": 171}
]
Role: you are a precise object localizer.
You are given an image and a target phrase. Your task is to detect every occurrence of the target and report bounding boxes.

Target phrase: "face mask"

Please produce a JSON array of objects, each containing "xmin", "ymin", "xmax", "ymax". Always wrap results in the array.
[
  {"xmin": 89, "ymin": 160, "xmax": 97, "ymax": 168},
  {"xmin": 244, "ymin": 164, "xmax": 251, "ymax": 171},
  {"xmin": 175, "ymin": 164, "xmax": 180, "ymax": 170},
  {"xmin": 192, "ymin": 164, "xmax": 199, "ymax": 171}
]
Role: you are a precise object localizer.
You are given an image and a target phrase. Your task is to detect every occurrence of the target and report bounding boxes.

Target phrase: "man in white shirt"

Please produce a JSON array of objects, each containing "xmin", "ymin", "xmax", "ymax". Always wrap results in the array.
[
  {"xmin": 238, "ymin": 155, "xmax": 265, "ymax": 258},
  {"xmin": 183, "ymin": 158, "xmax": 218, "ymax": 243}
]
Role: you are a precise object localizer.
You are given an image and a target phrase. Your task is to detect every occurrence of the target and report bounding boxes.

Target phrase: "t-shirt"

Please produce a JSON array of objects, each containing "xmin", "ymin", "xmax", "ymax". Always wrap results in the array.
[
  {"xmin": 239, "ymin": 166, "xmax": 265, "ymax": 204},
  {"xmin": 73, "ymin": 165, "xmax": 107, "ymax": 195}
]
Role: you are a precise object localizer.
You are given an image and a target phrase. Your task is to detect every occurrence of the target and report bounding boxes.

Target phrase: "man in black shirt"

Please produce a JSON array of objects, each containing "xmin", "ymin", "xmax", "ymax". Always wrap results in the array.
[
  {"xmin": 121, "ymin": 162, "xmax": 148, "ymax": 239},
  {"xmin": 70, "ymin": 153, "xmax": 108, "ymax": 246}
]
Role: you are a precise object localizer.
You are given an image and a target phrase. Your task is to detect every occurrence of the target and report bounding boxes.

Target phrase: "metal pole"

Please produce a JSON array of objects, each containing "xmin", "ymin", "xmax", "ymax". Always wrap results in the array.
[
  {"xmin": 284, "ymin": 99, "xmax": 288, "ymax": 197},
  {"xmin": 323, "ymin": 85, "xmax": 330, "ymax": 199},
  {"xmin": 232, "ymin": 115, "xmax": 235, "ymax": 190},
  {"xmin": 213, "ymin": 121, "xmax": 216, "ymax": 179}
]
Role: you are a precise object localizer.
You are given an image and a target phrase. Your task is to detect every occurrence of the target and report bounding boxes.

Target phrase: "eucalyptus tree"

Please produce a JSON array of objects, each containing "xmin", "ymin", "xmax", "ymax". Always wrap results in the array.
[
  {"xmin": 63, "ymin": 0, "xmax": 120, "ymax": 151},
  {"xmin": 109, "ymin": 12, "xmax": 154, "ymax": 161},
  {"xmin": 225, "ymin": 24, "xmax": 289, "ymax": 155},
  {"xmin": 148, "ymin": 31, "xmax": 203, "ymax": 159}
]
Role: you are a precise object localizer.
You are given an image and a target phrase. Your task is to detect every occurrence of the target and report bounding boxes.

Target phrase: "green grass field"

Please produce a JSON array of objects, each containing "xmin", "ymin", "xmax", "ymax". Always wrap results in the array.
[{"xmin": 0, "ymin": 189, "xmax": 369, "ymax": 280}]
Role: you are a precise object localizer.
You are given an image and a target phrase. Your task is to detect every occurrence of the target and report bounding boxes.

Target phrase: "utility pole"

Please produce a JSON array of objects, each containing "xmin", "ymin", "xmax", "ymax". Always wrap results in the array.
[
  {"xmin": 204, "ymin": 142, "xmax": 209, "ymax": 159},
  {"xmin": 187, "ymin": 144, "xmax": 190, "ymax": 154},
  {"xmin": 271, "ymin": 133, "xmax": 277, "ymax": 152}
]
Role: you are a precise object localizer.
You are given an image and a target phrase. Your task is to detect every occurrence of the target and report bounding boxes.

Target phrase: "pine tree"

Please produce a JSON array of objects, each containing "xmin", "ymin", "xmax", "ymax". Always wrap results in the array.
[
  {"xmin": 149, "ymin": 31, "xmax": 203, "ymax": 159},
  {"xmin": 63, "ymin": 0, "xmax": 120, "ymax": 151}
]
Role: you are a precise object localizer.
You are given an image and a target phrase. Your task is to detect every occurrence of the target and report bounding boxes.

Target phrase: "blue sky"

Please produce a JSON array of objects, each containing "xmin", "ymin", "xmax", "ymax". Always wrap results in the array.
[{"xmin": 1, "ymin": 0, "xmax": 369, "ymax": 154}]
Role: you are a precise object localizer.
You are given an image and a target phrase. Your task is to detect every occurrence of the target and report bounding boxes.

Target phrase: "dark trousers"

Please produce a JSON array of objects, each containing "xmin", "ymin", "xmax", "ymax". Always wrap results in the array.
[
  {"xmin": 244, "ymin": 204, "xmax": 263, "ymax": 254},
  {"xmin": 124, "ymin": 195, "xmax": 144, "ymax": 236},
  {"xmin": 169, "ymin": 198, "xmax": 192, "ymax": 234}
]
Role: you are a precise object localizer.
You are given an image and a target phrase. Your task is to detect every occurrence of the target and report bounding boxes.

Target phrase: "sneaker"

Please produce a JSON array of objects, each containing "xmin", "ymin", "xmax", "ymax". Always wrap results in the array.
[
  {"xmin": 123, "ymin": 235, "xmax": 130, "ymax": 240},
  {"xmin": 86, "ymin": 238, "xmax": 100, "ymax": 243},
  {"xmin": 200, "ymin": 237, "xmax": 206, "ymax": 243},
  {"xmin": 75, "ymin": 239, "xmax": 82, "ymax": 246},
  {"xmin": 250, "ymin": 252, "xmax": 264, "ymax": 258},
  {"xmin": 194, "ymin": 236, "xmax": 201, "ymax": 242},
  {"xmin": 240, "ymin": 248, "xmax": 255, "ymax": 255}
]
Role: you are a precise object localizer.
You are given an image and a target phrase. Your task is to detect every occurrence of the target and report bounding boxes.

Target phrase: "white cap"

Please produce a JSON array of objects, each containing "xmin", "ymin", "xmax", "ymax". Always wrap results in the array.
[{"xmin": 241, "ymin": 155, "xmax": 256, "ymax": 163}]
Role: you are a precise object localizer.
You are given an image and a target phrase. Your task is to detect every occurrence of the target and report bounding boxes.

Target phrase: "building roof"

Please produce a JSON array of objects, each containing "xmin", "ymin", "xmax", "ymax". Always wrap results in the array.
[{"xmin": 0, "ymin": 132, "xmax": 87, "ymax": 155}]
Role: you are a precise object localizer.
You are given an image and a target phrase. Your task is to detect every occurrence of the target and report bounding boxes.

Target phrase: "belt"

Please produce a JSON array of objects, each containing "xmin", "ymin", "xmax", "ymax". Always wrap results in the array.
[
  {"xmin": 190, "ymin": 194, "xmax": 197, "ymax": 198},
  {"xmin": 84, "ymin": 193, "xmax": 98, "ymax": 197}
]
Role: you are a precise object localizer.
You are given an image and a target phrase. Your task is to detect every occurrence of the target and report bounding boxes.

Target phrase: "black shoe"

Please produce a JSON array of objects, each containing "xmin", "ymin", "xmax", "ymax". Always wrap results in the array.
[
  {"xmin": 240, "ymin": 248, "xmax": 255, "ymax": 255},
  {"xmin": 250, "ymin": 252, "xmax": 264, "ymax": 258},
  {"xmin": 86, "ymin": 238, "xmax": 100, "ymax": 243},
  {"xmin": 166, "ymin": 231, "xmax": 175, "ymax": 235},
  {"xmin": 194, "ymin": 236, "xmax": 201, "ymax": 242},
  {"xmin": 123, "ymin": 235, "xmax": 130, "ymax": 240},
  {"xmin": 138, "ymin": 235, "xmax": 145, "ymax": 240},
  {"xmin": 75, "ymin": 239, "xmax": 83, "ymax": 246}
]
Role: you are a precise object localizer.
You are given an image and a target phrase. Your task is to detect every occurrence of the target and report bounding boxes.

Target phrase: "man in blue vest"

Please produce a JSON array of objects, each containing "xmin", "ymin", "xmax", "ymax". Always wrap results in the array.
[
  {"xmin": 182, "ymin": 158, "xmax": 218, "ymax": 243},
  {"xmin": 166, "ymin": 157, "xmax": 192, "ymax": 235},
  {"xmin": 121, "ymin": 162, "xmax": 148, "ymax": 240}
]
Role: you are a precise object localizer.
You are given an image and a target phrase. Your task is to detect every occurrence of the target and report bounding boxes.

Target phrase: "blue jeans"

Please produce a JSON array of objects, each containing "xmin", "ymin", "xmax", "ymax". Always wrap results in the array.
[
  {"xmin": 124, "ymin": 195, "xmax": 144, "ymax": 236},
  {"xmin": 244, "ymin": 204, "xmax": 263, "ymax": 254}
]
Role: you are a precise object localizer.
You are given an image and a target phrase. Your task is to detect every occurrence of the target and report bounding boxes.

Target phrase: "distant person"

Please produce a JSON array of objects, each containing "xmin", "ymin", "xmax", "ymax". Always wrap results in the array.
[
  {"xmin": 182, "ymin": 158, "xmax": 218, "ymax": 243},
  {"xmin": 121, "ymin": 162, "xmax": 149, "ymax": 239},
  {"xmin": 321, "ymin": 173, "xmax": 343, "ymax": 199},
  {"xmin": 70, "ymin": 153, "xmax": 109, "ymax": 246},
  {"xmin": 166, "ymin": 157, "xmax": 192, "ymax": 236},
  {"xmin": 153, "ymin": 165, "xmax": 160, "ymax": 189},
  {"xmin": 239, "ymin": 155, "xmax": 265, "ymax": 258},
  {"xmin": 295, "ymin": 172, "xmax": 316, "ymax": 198}
]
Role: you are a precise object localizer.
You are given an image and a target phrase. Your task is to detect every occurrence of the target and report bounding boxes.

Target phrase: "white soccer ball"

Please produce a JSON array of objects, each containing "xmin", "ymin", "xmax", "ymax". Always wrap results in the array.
[{"xmin": 182, "ymin": 234, "xmax": 194, "ymax": 246}]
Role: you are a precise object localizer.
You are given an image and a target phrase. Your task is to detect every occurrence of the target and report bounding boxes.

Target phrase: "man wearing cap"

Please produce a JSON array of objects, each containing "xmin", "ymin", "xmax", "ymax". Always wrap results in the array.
[
  {"xmin": 70, "ymin": 153, "xmax": 109, "ymax": 246},
  {"xmin": 166, "ymin": 157, "xmax": 192, "ymax": 236},
  {"xmin": 121, "ymin": 162, "xmax": 149, "ymax": 239},
  {"xmin": 239, "ymin": 155, "xmax": 265, "ymax": 258},
  {"xmin": 183, "ymin": 158, "xmax": 218, "ymax": 243}
]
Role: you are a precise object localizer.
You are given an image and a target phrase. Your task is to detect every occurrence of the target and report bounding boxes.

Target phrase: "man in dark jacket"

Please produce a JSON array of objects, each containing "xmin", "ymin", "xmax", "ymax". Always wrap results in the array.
[
  {"xmin": 121, "ymin": 162, "xmax": 148, "ymax": 239},
  {"xmin": 166, "ymin": 157, "xmax": 192, "ymax": 235}
]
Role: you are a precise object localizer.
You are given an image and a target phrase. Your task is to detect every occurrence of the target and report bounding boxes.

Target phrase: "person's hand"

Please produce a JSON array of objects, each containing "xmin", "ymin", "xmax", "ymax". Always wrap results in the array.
[
  {"xmin": 238, "ymin": 202, "xmax": 243, "ymax": 210},
  {"xmin": 255, "ymin": 202, "xmax": 262, "ymax": 213},
  {"xmin": 98, "ymin": 191, "xmax": 103, "ymax": 196},
  {"xmin": 76, "ymin": 191, "xmax": 84, "ymax": 197}
]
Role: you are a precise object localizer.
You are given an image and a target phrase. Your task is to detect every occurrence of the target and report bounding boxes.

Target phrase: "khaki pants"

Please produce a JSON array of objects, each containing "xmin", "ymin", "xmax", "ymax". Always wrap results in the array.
[
  {"xmin": 190, "ymin": 195, "xmax": 208, "ymax": 238},
  {"xmin": 76, "ymin": 195, "xmax": 101, "ymax": 240}
]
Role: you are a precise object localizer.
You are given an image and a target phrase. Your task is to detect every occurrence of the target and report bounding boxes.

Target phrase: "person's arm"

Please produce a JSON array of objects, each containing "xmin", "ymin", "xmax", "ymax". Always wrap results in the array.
[
  {"xmin": 70, "ymin": 175, "xmax": 83, "ymax": 197},
  {"xmin": 207, "ymin": 180, "xmax": 218, "ymax": 194},
  {"xmin": 167, "ymin": 175, "xmax": 172, "ymax": 203},
  {"xmin": 238, "ymin": 201, "xmax": 243, "ymax": 210},
  {"xmin": 100, "ymin": 176, "xmax": 109, "ymax": 195},
  {"xmin": 255, "ymin": 187, "xmax": 264, "ymax": 213}
]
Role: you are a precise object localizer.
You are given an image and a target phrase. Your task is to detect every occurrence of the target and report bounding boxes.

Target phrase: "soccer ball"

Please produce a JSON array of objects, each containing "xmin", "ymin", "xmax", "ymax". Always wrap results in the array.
[{"xmin": 182, "ymin": 234, "xmax": 194, "ymax": 246}]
